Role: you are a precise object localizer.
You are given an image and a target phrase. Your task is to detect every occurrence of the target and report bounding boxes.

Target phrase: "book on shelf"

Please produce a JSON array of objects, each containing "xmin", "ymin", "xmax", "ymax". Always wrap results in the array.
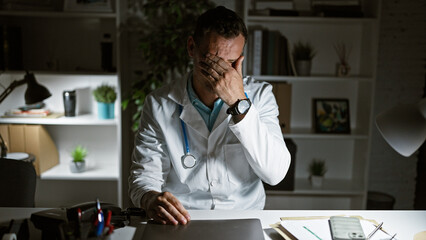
[
  {"xmin": 4, "ymin": 108, "xmax": 51, "ymax": 117},
  {"xmin": 311, "ymin": 0, "xmax": 363, "ymax": 17},
  {"xmin": 255, "ymin": 0, "xmax": 294, "ymax": 10},
  {"xmin": 311, "ymin": 0, "xmax": 361, "ymax": 6},
  {"xmin": 248, "ymin": 28, "xmax": 296, "ymax": 76},
  {"xmin": 249, "ymin": 8, "xmax": 299, "ymax": 16}
]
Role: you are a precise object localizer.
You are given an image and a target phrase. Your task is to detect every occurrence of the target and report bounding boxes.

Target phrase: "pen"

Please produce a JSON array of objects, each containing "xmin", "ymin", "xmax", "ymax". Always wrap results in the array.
[
  {"xmin": 367, "ymin": 222, "xmax": 383, "ymax": 240},
  {"xmin": 303, "ymin": 226, "xmax": 322, "ymax": 240},
  {"xmin": 389, "ymin": 233, "xmax": 397, "ymax": 240},
  {"xmin": 95, "ymin": 199, "xmax": 104, "ymax": 237}
]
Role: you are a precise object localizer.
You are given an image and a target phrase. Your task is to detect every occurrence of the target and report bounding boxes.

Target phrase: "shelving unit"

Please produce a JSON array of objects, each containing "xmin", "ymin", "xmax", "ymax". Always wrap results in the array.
[
  {"xmin": 0, "ymin": 10, "xmax": 117, "ymax": 73},
  {"xmin": 242, "ymin": 0, "xmax": 380, "ymax": 209},
  {"xmin": 0, "ymin": 3, "xmax": 121, "ymax": 207}
]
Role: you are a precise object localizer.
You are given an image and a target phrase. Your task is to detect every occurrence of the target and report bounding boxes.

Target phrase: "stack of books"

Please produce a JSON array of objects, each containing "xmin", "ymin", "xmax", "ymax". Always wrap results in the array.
[
  {"xmin": 247, "ymin": 28, "xmax": 296, "ymax": 76},
  {"xmin": 4, "ymin": 108, "xmax": 51, "ymax": 117},
  {"xmin": 311, "ymin": 0, "xmax": 364, "ymax": 17},
  {"xmin": 249, "ymin": 0, "xmax": 298, "ymax": 16}
]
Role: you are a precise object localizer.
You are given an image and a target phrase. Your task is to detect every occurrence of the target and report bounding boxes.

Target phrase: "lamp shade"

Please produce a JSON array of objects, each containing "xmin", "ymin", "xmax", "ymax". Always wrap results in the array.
[
  {"xmin": 24, "ymin": 72, "xmax": 51, "ymax": 104},
  {"xmin": 375, "ymin": 98, "xmax": 426, "ymax": 157}
]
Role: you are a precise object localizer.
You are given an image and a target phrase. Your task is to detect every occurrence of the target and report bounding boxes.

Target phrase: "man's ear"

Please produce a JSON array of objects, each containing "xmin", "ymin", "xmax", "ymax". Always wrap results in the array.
[{"xmin": 187, "ymin": 36, "xmax": 195, "ymax": 57}]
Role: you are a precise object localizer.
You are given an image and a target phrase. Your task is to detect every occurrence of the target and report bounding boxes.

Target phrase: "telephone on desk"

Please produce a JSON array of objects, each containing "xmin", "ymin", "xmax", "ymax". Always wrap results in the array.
[{"xmin": 30, "ymin": 201, "xmax": 144, "ymax": 240}]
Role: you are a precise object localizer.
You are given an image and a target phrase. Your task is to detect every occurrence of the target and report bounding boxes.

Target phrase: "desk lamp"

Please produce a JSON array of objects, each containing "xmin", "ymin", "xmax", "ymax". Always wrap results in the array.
[
  {"xmin": 0, "ymin": 71, "xmax": 51, "ymax": 105},
  {"xmin": 375, "ymin": 98, "xmax": 426, "ymax": 157}
]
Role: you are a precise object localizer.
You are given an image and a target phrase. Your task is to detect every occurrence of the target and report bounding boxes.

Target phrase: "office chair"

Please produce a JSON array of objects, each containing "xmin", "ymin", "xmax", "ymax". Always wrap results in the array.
[{"xmin": 0, "ymin": 158, "xmax": 36, "ymax": 207}]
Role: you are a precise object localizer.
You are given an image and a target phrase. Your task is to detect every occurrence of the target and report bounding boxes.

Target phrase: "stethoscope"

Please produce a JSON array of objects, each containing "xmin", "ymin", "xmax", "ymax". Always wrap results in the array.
[
  {"xmin": 179, "ymin": 105, "xmax": 197, "ymax": 169},
  {"xmin": 178, "ymin": 93, "xmax": 249, "ymax": 169}
]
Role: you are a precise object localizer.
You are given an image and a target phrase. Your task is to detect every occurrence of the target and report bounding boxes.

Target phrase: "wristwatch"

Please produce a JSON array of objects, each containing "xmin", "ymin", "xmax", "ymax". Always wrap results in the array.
[{"xmin": 227, "ymin": 99, "xmax": 252, "ymax": 116}]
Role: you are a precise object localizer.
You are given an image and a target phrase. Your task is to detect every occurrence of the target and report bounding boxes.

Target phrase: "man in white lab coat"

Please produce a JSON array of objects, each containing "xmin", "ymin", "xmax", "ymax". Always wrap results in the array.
[{"xmin": 129, "ymin": 6, "xmax": 291, "ymax": 225}]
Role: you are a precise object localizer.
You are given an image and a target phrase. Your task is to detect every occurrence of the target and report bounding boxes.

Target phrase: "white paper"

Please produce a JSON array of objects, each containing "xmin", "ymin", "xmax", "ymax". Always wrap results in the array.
[{"xmin": 280, "ymin": 218, "xmax": 396, "ymax": 240}]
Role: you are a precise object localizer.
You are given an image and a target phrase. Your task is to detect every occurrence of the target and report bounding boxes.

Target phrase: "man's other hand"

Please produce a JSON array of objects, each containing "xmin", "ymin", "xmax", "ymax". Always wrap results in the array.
[{"xmin": 142, "ymin": 191, "xmax": 191, "ymax": 225}]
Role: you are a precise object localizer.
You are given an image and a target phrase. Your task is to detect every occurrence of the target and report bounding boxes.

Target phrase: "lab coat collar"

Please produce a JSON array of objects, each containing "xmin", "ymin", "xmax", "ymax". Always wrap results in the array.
[
  {"xmin": 169, "ymin": 72, "xmax": 210, "ymax": 139},
  {"xmin": 168, "ymin": 72, "xmax": 190, "ymax": 106}
]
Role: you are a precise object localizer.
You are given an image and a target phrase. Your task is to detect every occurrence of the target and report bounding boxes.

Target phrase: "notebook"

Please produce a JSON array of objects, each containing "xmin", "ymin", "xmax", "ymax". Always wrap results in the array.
[{"xmin": 140, "ymin": 218, "xmax": 265, "ymax": 240}]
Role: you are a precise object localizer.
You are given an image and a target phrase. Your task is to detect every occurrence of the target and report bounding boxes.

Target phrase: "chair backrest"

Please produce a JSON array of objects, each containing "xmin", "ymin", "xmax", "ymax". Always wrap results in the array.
[{"xmin": 0, "ymin": 158, "xmax": 36, "ymax": 207}]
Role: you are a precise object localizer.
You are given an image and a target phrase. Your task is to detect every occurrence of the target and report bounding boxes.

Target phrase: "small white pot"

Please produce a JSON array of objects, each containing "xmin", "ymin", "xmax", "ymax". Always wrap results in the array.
[
  {"xmin": 70, "ymin": 160, "xmax": 86, "ymax": 173},
  {"xmin": 310, "ymin": 175, "xmax": 324, "ymax": 188},
  {"xmin": 295, "ymin": 60, "xmax": 312, "ymax": 76}
]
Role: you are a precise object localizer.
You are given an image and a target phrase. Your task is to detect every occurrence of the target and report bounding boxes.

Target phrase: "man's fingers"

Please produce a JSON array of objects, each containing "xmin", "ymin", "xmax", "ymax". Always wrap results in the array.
[
  {"xmin": 160, "ymin": 200, "xmax": 188, "ymax": 225},
  {"xmin": 169, "ymin": 197, "xmax": 191, "ymax": 221},
  {"xmin": 200, "ymin": 60, "xmax": 225, "ymax": 77},
  {"xmin": 206, "ymin": 53, "xmax": 229, "ymax": 70},
  {"xmin": 150, "ymin": 206, "xmax": 177, "ymax": 225}
]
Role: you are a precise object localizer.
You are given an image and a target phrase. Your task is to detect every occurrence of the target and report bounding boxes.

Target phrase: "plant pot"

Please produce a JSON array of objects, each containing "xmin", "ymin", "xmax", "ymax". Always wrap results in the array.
[
  {"xmin": 310, "ymin": 175, "xmax": 323, "ymax": 188},
  {"xmin": 70, "ymin": 161, "xmax": 86, "ymax": 173},
  {"xmin": 295, "ymin": 60, "xmax": 312, "ymax": 76},
  {"xmin": 97, "ymin": 102, "xmax": 115, "ymax": 119}
]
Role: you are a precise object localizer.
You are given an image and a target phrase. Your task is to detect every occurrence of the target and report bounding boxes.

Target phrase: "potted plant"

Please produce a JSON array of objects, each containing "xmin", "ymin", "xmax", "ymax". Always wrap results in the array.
[
  {"xmin": 70, "ymin": 145, "xmax": 88, "ymax": 173},
  {"xmin": 93, "ymin": 84, "xmax": 117, "ymax": 119},
  {"xmin": 292, "ymin": 40, "xmax": 316, "ymax": 76},
  {"xmin": 308, "ymin": 159, "xmax": 327, "ymax": 187}
]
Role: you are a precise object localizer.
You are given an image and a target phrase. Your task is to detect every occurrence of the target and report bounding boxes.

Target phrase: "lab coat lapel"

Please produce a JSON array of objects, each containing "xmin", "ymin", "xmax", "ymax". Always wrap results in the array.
[
  {"xmin": 180, "ymin": 104, "xmax": 209, "ymax": 140},
  {"xmin": 168, "ymin": 72, "xmax": 209, "ymax": 139},
  {"xmin": 211, "ymin": 104, "xmax": 231, "ymax": 133}
]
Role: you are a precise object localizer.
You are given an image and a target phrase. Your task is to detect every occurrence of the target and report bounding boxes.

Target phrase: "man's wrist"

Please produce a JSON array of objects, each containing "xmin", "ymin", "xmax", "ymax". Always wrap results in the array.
[
  {"xmin": 227, "ymin": 98, "xmax": 251, "ymax": 116},
  {"xmin": 140, "ymin": 190, "xmax": 159, "ymax": 210}
]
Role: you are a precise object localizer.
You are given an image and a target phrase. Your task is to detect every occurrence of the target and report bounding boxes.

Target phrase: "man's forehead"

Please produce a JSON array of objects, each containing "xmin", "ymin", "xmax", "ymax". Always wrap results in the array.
[{"xmin": 199, "ymin": 33, "xmax": 245, "ymax": 60}]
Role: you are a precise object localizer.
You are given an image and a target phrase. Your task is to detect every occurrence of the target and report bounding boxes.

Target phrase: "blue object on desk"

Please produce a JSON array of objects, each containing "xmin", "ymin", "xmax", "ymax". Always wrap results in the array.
[{"xmin": 95, "ymin": 199, "xmax": 105, "ymax": 236}]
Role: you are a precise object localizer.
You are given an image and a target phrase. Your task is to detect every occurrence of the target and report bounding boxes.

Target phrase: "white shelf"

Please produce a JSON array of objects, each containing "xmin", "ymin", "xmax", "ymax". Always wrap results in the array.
[
  {"xmin": 266, "ymin": 178, "xmax": 365, "ymax": 196},
  {"xmin": 41, "ymin": 162, "xmax": 119, "ymax": 181},
  {"xmin": 252, "ymin": 75, "xmax": 373, "ymax": 83},
  {"xmin": 247, "ymin": 16, "xmax": 377, "ymax": 24},
  {"xmin": 0, "ymin": 10, "xmax": 116, "ymax": 18},
  {"xmin": 0, "ymin": 114, "xmax": 118, "ymax": 126},
  {"xmin": 284, "ymin": 128, "xmax": 368, "ymax": 140}
]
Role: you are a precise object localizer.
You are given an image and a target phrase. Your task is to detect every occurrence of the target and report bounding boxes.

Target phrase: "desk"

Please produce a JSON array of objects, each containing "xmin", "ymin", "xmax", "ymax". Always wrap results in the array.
[{"xmin": 1, "ymin": 208, "xmax": 425, "ymax": 240}]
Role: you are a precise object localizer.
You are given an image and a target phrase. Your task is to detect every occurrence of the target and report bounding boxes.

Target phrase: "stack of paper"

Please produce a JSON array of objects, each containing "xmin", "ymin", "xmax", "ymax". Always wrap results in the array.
[{"xmin": 271, "ymin": 216, "xmax": 396, "ymax": 240}]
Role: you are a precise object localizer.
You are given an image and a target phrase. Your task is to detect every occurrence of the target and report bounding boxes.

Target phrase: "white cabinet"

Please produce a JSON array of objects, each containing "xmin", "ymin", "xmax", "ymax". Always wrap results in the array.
[
  {"xmin": 242, "ymin": 0, "xmax": 380, "ymax": 209},
  {"xmin": 0, "ymin": 8, "xmax": 121, "ymax": 207}
]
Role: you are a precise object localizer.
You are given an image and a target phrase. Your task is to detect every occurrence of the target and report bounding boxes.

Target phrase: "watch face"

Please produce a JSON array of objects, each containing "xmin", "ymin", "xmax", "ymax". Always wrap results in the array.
[{"xmin": 237, "ymin": 99, "xmax": 250, "ymax": 114}]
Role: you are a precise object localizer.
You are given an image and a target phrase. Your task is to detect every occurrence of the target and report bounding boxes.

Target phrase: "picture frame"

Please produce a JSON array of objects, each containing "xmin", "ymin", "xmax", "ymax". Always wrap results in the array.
[
  {"xmin": 313, "ymin": 98, "xmax": 350, "ymax": 134},
  {"xmin": 63, "ymin": 0, "xmax": 113, "ymax": 13}
]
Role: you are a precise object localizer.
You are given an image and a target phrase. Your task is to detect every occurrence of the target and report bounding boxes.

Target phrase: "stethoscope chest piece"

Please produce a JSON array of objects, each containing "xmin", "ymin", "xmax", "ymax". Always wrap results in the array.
[{"xmin": 181, "ymin": 153, "xmax": 196, "ymax": 169}]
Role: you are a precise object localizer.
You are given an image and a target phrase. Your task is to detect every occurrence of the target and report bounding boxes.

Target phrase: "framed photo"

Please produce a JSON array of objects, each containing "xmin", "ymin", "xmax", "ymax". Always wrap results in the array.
[
  {"xmin": 63, "ymin": 0, "xmax": 113, "ymax": 13},
  {"xmin": 313, "ymin": 98, "xmax": 350, "ymax": 134}
]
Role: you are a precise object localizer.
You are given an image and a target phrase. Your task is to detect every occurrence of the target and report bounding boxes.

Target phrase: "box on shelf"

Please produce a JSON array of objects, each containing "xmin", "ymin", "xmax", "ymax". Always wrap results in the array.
[
  {"xmin": 271, "ymin": 82, "xmax": 292, "ymax": 134},
  {"xmin": 1, "ymin": 124, "xmax": 59, "ymax": 175}
]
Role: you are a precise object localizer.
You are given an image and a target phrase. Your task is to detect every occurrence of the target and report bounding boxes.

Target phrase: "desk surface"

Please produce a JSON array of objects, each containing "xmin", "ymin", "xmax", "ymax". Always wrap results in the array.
[{"xmin": 1, "ymin": 208, "xmax": 425, "ymax": 240}]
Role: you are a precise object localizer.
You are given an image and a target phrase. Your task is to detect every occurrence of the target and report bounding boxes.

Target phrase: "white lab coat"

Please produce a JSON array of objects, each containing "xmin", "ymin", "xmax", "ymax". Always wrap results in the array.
[{"xmin": 129, "ymin": 73, "xmax": 291, "ymax": 210}]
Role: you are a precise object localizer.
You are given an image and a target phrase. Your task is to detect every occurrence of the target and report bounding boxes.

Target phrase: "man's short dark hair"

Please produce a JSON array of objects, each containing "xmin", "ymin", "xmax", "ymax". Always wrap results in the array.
[{"xmin": 194, "ymin": 6, "xmax": 248, "ymax": 46}]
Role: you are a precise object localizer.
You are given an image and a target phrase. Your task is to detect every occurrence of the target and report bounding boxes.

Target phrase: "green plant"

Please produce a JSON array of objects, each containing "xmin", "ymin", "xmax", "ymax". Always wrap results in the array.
[
  {"xmin": 122, "ymin": 0, "xmax": 215, "ymax": 131},
  {"xmin": 71, "ymin": 145, "xmax": 88, "ymax": 163},
  {"xmin": 292, "ymin": 41, "xmax": 316, "ymax": 61},
  {"xmin": 93, "ymin": 84, "xmax": 117, "ymax": 103},
  {"xmin": 309, "ymin": 159, "xmax": 327, "ymax": 177}
]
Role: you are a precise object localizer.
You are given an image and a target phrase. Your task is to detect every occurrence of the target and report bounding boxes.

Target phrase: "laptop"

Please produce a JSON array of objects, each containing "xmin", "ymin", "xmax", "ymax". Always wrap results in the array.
[{"xmin": 140, "ymin": 218, "xmax": 265, "ymax": 240}]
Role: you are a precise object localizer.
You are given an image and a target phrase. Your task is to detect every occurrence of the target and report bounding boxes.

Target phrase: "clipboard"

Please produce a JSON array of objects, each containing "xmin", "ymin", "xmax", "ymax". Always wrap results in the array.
[{"xmin": 270, "ymin": 215, "xmax": 393, "ymax": 240}]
